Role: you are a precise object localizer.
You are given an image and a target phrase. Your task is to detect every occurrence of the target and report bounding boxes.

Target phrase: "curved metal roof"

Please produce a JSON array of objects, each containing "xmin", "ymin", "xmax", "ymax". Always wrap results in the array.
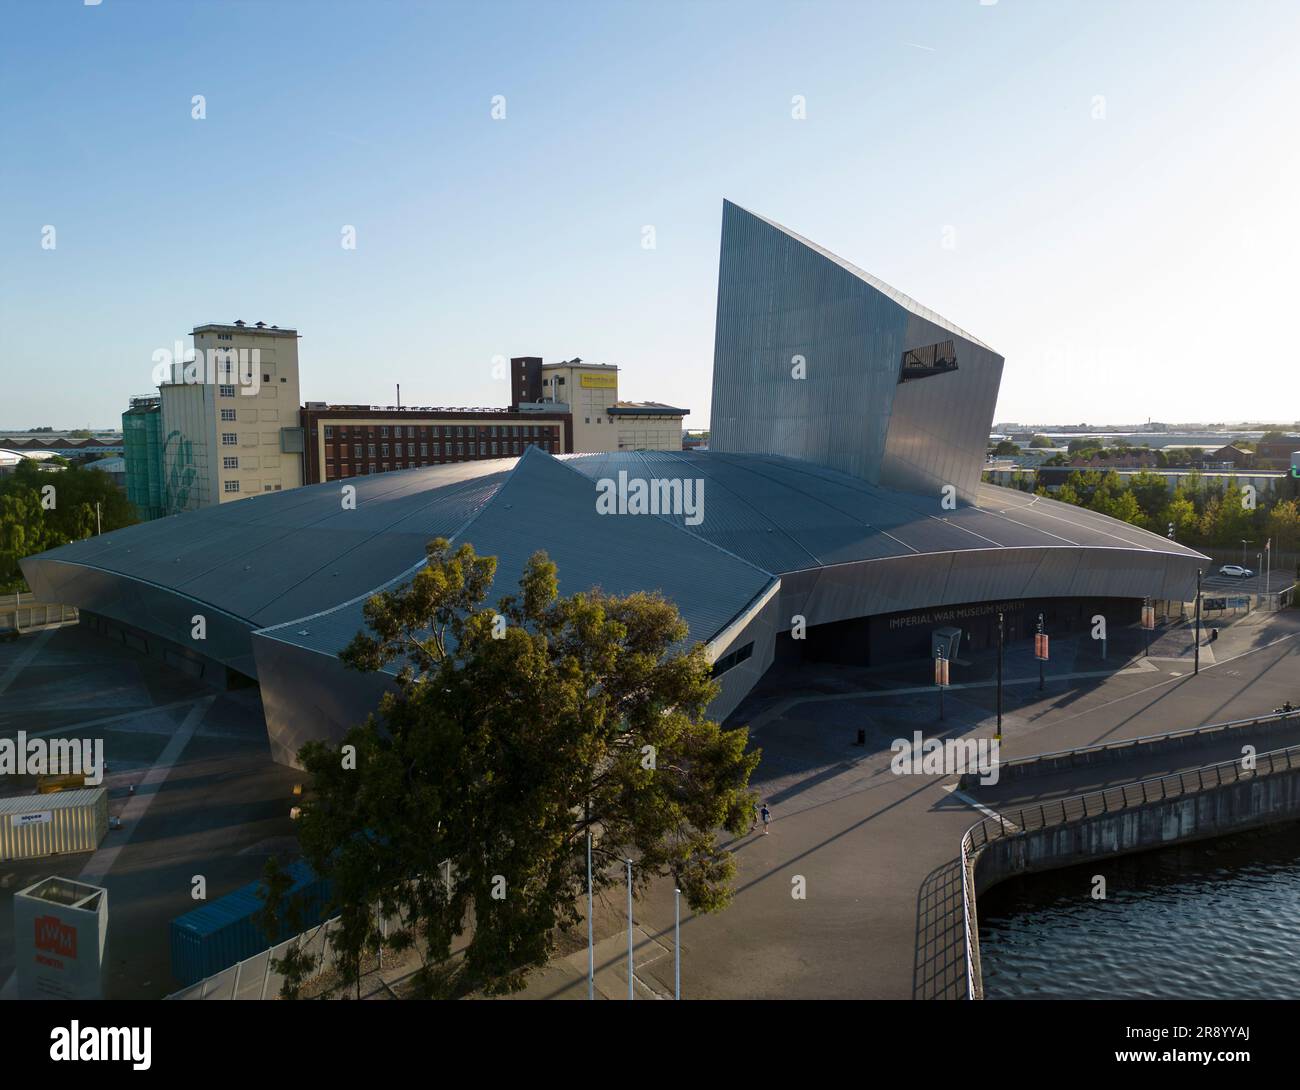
[{"xmin": 22, "ymin": 447, "xmax": 1205, "ymax": 679}]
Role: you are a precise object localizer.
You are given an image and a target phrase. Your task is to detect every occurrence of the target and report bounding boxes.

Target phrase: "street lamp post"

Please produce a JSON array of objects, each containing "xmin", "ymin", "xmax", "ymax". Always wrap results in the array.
[
  {"xmin": 1194, "ymin": 568, "xmax": 1203, "ymax": 675},
  {"xmin": 1037, "ymin": 612, "xmax": 1045, "ymax": 691},
  {"xmin": 587, "ymin": 830, "xmax": 594, "ymax": 1001},
  {"xmin": 935, "ymin": 647, "xmax": 947, "ymax": 720},
  {"xmin": 995, "ymin": 611, "xmax": 1004, "ymax": 742},
  {"xmin": 626, "ymin": 859, "xmax": 634, "ymax": 1001},
  {"xmin": 674, "ymin": 886, "xmax": 681, "ymax": 1000}
]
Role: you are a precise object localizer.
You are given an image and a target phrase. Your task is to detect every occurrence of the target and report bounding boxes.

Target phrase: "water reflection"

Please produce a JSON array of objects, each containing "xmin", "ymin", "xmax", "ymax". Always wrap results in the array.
[{"xmin": 978, "ymin": 822, "xmax": 1300, "ymax": 999}]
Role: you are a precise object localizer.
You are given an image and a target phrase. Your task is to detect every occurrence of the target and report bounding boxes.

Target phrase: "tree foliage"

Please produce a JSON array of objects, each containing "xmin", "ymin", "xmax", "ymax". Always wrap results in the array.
[
  {"xmin": 287, "ymin": 538, "xmax": 759, "ymax": 997},
  {"xmin": 1036, "ymin": 459, "xmax": 1299, "ymax": 567},
  {"xmin": 0, "ymin": 461, "xmax": 136, "ymax": 590}
]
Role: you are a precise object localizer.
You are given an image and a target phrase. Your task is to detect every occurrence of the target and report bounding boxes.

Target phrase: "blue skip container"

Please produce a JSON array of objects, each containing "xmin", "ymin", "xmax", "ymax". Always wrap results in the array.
[{"xmin": 169, "ymin": 859, "xmax": 335, "ymax": 987}]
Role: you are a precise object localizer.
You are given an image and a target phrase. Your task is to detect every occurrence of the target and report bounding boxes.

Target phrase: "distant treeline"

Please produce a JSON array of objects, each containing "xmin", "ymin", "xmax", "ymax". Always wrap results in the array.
[{"xmin": 0, "ymin": 460, "xmax": 136, "ymax": 593}]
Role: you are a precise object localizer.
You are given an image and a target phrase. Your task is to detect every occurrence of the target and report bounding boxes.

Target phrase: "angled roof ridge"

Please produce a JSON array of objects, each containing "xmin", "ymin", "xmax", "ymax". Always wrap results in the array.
[
  {"xmin": 445, "ymin": 447, "xmax": 535, "ymax": 547},
  {"xmin": 256, "ymin": 457, "xmax": 524, "ymax": 635},
  {"xmin": 722, "ymin": 198, "xmax": 994, "ymax": 352},
  {"xmin": 640, "ymin": 448, "xmax": 828, "ymax": 569},
  {"xmin": 248, "ymin": 465, "xmax": 514, "ymax": 619},
  {"xmin": 549, "ymin": 448, "xmax": 779, "ymax": 581}
]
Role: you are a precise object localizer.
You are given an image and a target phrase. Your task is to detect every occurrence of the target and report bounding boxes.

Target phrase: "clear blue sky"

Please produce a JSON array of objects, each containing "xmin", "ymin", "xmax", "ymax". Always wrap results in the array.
[{"xmin": 3, "ymin": 0, "xmax": 1298, "ymax": 431}]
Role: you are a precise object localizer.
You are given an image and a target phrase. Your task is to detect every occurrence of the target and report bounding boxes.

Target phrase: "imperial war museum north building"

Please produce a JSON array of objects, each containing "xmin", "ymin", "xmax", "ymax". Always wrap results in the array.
[{"xmin": 22, "ymin": 200, "xmax": 1207, "ymax": 766}]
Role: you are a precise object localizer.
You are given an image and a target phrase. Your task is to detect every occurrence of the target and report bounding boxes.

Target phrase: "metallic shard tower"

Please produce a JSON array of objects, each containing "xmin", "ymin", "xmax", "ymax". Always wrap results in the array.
[{"xmin": 709, "ymin": 199, "xmax": 1003, "ymax": 503}]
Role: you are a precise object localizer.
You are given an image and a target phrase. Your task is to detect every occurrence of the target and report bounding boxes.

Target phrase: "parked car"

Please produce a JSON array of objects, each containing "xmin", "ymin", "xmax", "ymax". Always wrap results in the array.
[{"xmin": 1219, "ymin": 564, "xmax": 1255, "ymax": 578}]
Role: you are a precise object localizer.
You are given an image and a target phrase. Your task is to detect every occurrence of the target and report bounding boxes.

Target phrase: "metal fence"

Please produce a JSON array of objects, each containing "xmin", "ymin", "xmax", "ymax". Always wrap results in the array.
[
  {"xmin": 166, "ymin": 908, "xmax": 415, "ymax": 1000},
  {"xmin": 960, "ymin": 740, "xmax": 1300, "ymax": 1000},
  {"xmin": 958, "ymin": 829, "xmax": 981, "ymax": 1002},
  {"xmin": 997, "ymin": 709, "xmax": 1300, "ymax": 776},
  {"xmin": 167, "ymin": 917, "xmax": 345, "ymax": 1000},
  {"xmin": 0, "ymin": 593, "xmax": 78, "ymax": 633}
]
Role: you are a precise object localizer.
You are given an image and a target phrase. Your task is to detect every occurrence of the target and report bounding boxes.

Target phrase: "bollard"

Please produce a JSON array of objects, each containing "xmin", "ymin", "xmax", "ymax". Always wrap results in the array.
[{"xmin": 855, "ymin": 728, "xmax": 866, "ymax": 746}]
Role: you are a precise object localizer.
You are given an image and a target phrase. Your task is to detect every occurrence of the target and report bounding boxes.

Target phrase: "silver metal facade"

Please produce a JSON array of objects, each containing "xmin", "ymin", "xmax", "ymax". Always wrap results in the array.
[
  {"xmin": 23, "ymin": 445, "xmax": 1205, "ymax": 767},
  {"xmin": 19, "ymin": 203, "xmax": 1207, "ymax": 767},
  {"xmin": 709, "ymin": 201, "xmax": 1003, "ymax": 503}
]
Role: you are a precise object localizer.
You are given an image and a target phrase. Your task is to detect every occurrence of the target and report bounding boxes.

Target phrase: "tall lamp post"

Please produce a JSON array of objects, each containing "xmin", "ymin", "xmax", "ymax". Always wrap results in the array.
[
  {"xmin": 1194, "ymin": 568, "xmax": 1203, "ymax": 675},
  {"xmin": 674, "ymin": 886, "xmax": 681, "ymax": 1001},
  {"xmin": 1035, "ymin": 612, "xmax": 1047, "ymax": 691},
  {"xmin": 995, "ymin": 611, "xmax": 1005, "ymax": 742},
  {"xmin": 935, "ymin": 646, "xmax": 948, "ymax": 720},
  {"xmin": 587, "ymin": 829, "xmax": 594, "ymax": 1000},
  {"xmin": 626, "ymin": 859, "xmax": 634, "ymax": 1001}
]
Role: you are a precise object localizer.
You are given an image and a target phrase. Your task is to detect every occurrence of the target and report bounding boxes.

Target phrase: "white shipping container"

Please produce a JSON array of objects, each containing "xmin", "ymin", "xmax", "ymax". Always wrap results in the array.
[{"xmin": 0, "ymin": 788, "xmax": 108, "ymax": 862}]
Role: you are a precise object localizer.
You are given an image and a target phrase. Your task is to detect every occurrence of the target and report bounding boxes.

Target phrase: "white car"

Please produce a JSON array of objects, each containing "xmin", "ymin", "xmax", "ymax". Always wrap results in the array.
[{"xmin": 1219, "ymin": 564, "xmax": 1254, "ymax": 578}]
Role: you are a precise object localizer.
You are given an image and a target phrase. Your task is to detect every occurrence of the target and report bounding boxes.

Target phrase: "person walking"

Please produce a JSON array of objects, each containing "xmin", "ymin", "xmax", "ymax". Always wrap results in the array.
[
  {"xmin": 760, "ymin": 803, "xmax": 771, "ymax": 835},
  {"xmin": 750, "ymin": 802, "xmax": 759, "ymax": 833}
]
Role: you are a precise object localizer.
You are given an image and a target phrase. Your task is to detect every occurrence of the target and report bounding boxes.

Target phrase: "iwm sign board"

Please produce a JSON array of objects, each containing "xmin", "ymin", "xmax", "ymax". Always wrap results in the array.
[
  {"xmin": 14, "ymin": 876, "xmax": 108, "ymax": 1000},
  {"xmin": 886, "ymin": 600, "xmax": 1026, "ymax": 632},
  {"xmin": 861, "ymin": 596, "xmax": 1141, "ymax": 665}
]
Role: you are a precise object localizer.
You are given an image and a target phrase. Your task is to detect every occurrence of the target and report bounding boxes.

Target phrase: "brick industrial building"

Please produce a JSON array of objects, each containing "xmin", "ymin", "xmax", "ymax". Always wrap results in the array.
[
  {"xmin": 299, "ymin": 404, "xmax": 571, "ymax": 484},
  {"xmin": 128, "ymin": 339, "xmax": 690, "ymax": 501},
  {"xmin": 300, "ymin": 355, "xmax": 688, "ymax": 484}
]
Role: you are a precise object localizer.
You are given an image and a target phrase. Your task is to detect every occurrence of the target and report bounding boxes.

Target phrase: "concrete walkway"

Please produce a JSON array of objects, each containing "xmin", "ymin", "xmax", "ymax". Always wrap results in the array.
[
  {"xmin": 615, "ymin": 612, "xmax": 1300, "ymax": 1000},
  {"xmin": 337, "ymin": 612, "xmax": 1300, "ymax": 1002}
]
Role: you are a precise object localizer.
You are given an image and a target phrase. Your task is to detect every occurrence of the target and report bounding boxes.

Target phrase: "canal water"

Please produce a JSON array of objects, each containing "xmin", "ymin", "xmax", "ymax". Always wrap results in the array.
[{"xmin": 978, "ymin": 822, "xmax": 1300, "ymax": 999}]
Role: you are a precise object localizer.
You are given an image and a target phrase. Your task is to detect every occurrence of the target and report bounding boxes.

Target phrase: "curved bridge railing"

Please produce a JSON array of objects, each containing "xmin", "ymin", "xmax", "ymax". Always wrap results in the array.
[{"xmin": 960, "ymin": 740, "xmax": 1300, "ymax": 1000}]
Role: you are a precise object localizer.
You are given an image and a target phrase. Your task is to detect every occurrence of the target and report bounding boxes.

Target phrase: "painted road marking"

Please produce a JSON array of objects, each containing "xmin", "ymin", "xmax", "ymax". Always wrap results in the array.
[
  {"xmin": 946, "ymin": 784, "xmax": 1020, "ymax": 832},
  {"xmin": 18, "ymin": 698, "xmax": 213, "ymax": 739},
  {"xmin": 78, "ymin": 696, "xmax": 214, "ymax": 886}
]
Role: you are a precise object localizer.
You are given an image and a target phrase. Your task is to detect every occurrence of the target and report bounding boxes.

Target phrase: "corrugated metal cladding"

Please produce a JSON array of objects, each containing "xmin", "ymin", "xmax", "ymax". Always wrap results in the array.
[
  {"xmin": 21, "ymin": 459, "xmax": 513, "ymax": 679},
  {"xmin": 560, "ymin": 451, "xmax": 1205, "ymax": 575},
  {"xmin": 0, "ymin": 788, "xmax": 108, "ymax": 862},
  {"xmin": 708, "ymin": 200, "xmax": 1003, "ymax": 503},
  {"xmin": 262, "ymin": 448, "xmax": 776, "ymax": 662},
  {"xmin": 169, "ymin": 859, "xmax": 333, "ymax": 986}
]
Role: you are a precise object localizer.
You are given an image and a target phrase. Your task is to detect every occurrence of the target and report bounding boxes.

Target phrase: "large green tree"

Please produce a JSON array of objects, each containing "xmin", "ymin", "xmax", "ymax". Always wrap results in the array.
[
  {"xmin": 284, "ymin": 538, "xmax": 759, "ymax": 997},
  {"xmin": 0, "ymin": 461, "xmax": 136, "ymax": 591},
  {"xmin": 1127, "ymin": 470, "xmax": 1171, "ymax": 522}
]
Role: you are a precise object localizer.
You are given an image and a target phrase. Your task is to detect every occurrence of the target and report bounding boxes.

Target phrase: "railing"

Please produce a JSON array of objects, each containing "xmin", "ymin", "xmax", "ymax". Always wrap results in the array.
[
  {"xmin": 167, "ymin": 874, "xmax": 450, "ymax": 999},
  {"xmin": 997, "ymin": 709, "xmax": 1300, "ymax": 774},
  {"xmin": 0, "ymin": 596, "xmax": 78, "ymax": 632},
  {"xmin": 959, "ymin": 827, "xmax": 982, "ymax": 1001},
  {"xmin": 960, "ymin": 741, "xmax": 1300, "ymax": 1000}
]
